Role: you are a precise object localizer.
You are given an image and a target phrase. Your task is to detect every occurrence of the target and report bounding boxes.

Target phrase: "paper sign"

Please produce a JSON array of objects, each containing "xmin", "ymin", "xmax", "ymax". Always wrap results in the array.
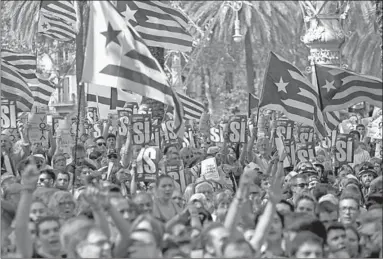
[
  {"xmin": 298, "ymin": 125, "xmax": 315, "ymax": 143},
  {"xmin": 228, "ymin": 115, "xmax": 247, "ymax": 143},
  {"xmin": 118, "ymin": 116, "xmax": 130, "ymax": 136},
  {"xmin": 132, "ymin": 114, "xmax": 152, "ymax": 146},
  {"xmin": 28, "ymin": 113, "xmax": 48, "ymax": 147},
  {"xmin": 165, "ymin": 160, "xmax": 186, "ymax": 192},
  {"xmin": 277, "ymin": 119, "xmax": 294, "ymax": 140},
  {"xmin": 296, "ymin": 143, "xmax": 316, "ymax": 163},
  {"xmin": 87, "ymin": 107, "xmax": 99, "ymax": 124},
  {"xmin": 200, "ymin": 157, "xmax": 220, "ymax": 181},
  {"xmin": 335, "ymin": 133, "xmax": 354, "ymax": 166},
  {"xmin": 284, "ymin": 139, "xmax": 297, "ymax": 166},
  {"xmin": 1, "ymin": 100, "xmax": 17, "ymax": 129},
  {"xmin": 136, "ymin": 146, "xmax": 159, "ymax": 182}
]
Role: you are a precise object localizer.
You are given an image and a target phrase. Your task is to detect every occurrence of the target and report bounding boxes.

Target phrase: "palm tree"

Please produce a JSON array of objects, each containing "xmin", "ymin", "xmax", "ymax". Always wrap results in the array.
[
  {"xmin": 342, "ymin": 1, "xmax": 382, "ymax": 78},
  {"xmin": 182, "ymin": 1, "xmax": 303, "ymax": 101}
]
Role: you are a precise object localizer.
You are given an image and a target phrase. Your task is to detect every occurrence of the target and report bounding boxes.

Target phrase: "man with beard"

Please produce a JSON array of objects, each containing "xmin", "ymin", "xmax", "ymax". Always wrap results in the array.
[{"xmin": 358, "ymin": 165, "xmax": 378, "ymax": 198}]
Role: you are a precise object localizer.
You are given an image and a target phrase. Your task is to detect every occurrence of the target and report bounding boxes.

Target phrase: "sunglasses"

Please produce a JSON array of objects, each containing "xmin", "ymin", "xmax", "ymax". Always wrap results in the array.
[
  {"xmin": 38, "ymin": 177, "xmax": 50, "ymax": 182},
  {"xmin": 97, "ymin": 142, "xmax": 106, "ymax": 146}
]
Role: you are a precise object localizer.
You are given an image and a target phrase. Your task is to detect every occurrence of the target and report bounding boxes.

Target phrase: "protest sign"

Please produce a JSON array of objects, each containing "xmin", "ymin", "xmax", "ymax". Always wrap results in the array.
[
  {"xmin": 165, "ymin": 160, "xmax": 186, "ymax": 192},
  {"xmin": 209, "ymin": 124, "xmax": 225, "ymax": 143},
  {"xmin": 296, "ymin": 142, "xmax": 316, "ymax": 163},
  {"xmin": 87, "ymin": 107, "xmax": 99, "ymax": 125},
  {"xmin": 151, "ymin": 124, "xmax": 161, "ymax": 148},
  {"xmin": 1, "ymin": 99, "xmax": 17, "ymax": 129},
  {"xmin": 200, "ymin": 157, "xmax": 220, "ymax": 181},
  {"xmin": 335, "ymin": 133, "xmax": 354, "ymax": 166},
  {"xmin": 367, "ymin": 116, "xmax": 382, "ymax": 139},
  {"xmin": 136, "ymin": 146, "xmax": 159, "ymax": 182},
  {"xmin": 277, "ymin": 119, "xmax": 294, "ymax": 140},
  {"xmin": 57, "ymin": 119, "xmax": 73, "ymax": 164},
  {"xmin": 28, "ymin": 113, "xmax": 48, "ymax": 147},
  {"xmin": 298, "ymin": 125, "xmax": 315, "ymax": 143},
  {"xmin": 182, "ymin": 125, "xmax": 195, "ymax": 148},
  {"xmin": 132, "ymin": 114, "xmax": 152, "ymax": 146},
  {"xmin": 118, "ymin": 115, "xmax": 130, "ymax": 136},
  {"xmin": 162, "ymin": 118, "xmax": 178, "ymax": 144},
  {"xmin": 228, "ymin": 115, "xmax": 247, "ymax": 143}
]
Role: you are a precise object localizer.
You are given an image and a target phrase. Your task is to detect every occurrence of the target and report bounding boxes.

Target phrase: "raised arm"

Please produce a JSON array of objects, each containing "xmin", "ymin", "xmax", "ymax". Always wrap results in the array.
[{"xmin": 14, "ymin": 165, "xmax": 39, "ymax": 258}]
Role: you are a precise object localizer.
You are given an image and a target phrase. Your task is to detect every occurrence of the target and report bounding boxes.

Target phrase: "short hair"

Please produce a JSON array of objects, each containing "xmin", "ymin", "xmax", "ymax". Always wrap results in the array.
[
  {"xmin": 155, "ymin": 174, "xmax": 173, "ymax": 188},
  {"xmin": 71, "ymin": 144, "xmax": 86, "ymax": 157},
  {"xmin": 349, "ymin": 130, "xmax": 360, "ymax": 140},
  {"xmin": 57, "ymin": 171, "xmax": 70, "ymax": 179},
  {"xmin": 40, "ymin": 169, "xmax": 56, "ymax": 182},
  {"xmin": 290, "ymin": 174, "xmax": 307, "ymax": 186},
  {"xmin": 35, "ymin": 216, "xmax": 60, "ymax": 236},
  {"xmin": 221, "ymin": 237, "xmax": 255, "ymax": 256},
  {"xmin": 316, "ymin": 201, "xmax": 338, "ymax": 215},
  {"xmin": 106, "ymin": 133, "xmax": 116, "ymax": 140},
  {"xmin": 296, "ymin": 194, "xmax": 316, "ymax": 208},
  {"xmin": 255, "ymin": 210, "xmax": 284, "ymax": 228},
  {"xmin": 339, "ymin": 192, "xmax": 361, "ymax": 207},
  {"xmin": 213, "ymin": 192, "xmax": 232, "ymax": 209},
  {"xmin": 290, "ymin": 231, "xmax": 324, "ymax": 257},
  {"xmin": 326, "ymin": 222, "xmax": 346, "ymax": 236},
  {"xmin": 312, "ymin": 183, "xmax": 338, "ymax": 201},
  {"xmin": 52, "ymin": 153, "xmax": 66, "ymax": 164}
]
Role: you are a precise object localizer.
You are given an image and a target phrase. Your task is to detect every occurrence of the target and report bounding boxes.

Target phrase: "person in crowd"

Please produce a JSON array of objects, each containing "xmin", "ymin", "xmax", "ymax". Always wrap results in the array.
[
  {"xmin": 338, "ymin": 193, "xmax": 360, "ymax": 227},
  {"xmin": 316, "ymin": 198, "xmax": 339, "ymax": 229},
  {"xmin": 55, "ymin": 171, "xmax": 70, "ymax": 191},
  {"xmin": 37, "ymin": 169, "xmax": 56, "ymax": 188},
  {"xmin": 288, "ymin": 174, "xmax": 308, "ymax": 205},
  {"xmin": 349, "ymin": 130, "xmax": 371, "ymax": 167}
]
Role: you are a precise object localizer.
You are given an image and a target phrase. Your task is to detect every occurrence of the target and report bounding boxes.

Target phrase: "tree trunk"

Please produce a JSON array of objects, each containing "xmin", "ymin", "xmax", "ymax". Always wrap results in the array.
[
  {"xmin": 225, "ymin": 71, "xmax": 233, "ymax": 92},
  {"xmin": 202, "ymin": 66, "xmax": 214, "ymax": 115},
  {"xmin": 244, "ymin": 29, "xmax": 255, "ymax": 94},
  {"xmin": 141, "ymin": 46, "xmax": 165, "ymax": 122},
  {"xmin": 76, "ymin": 0, "xmax": 88, "ymax": 134}
]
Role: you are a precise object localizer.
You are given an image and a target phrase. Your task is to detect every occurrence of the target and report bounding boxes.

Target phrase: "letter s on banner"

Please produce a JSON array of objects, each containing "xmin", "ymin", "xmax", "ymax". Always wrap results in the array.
[
  {"xmin": 335, "ymin": 134, "xmax": 354, "ymax": 166},
  {"xmin": 1, "ymin": 100, "xmax": 17, "ymax": 129}
]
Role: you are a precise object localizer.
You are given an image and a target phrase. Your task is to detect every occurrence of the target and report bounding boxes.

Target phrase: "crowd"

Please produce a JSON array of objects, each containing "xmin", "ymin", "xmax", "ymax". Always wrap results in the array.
[{"xmin": 1, "ymin": 108, "xmax": 382, "ymax": 259}]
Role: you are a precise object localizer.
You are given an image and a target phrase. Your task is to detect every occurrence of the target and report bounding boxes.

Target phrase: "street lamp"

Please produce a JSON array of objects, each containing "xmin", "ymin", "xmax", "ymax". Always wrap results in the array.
[{"xmin": 224, "ymin": 1, "xmax": 243, "ymax": 42}]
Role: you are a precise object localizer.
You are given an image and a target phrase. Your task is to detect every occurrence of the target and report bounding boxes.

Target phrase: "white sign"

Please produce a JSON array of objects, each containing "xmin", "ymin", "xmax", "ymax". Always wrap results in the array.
[{"xmin": 200, "ymin": 157, "xmax": 220, "ymax": 181}]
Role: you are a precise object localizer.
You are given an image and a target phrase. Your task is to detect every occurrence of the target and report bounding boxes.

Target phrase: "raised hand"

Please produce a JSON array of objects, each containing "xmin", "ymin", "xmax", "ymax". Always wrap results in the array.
[{"xmin": 21, "ymin": 164, "xmax": 39, "ymax": 188}]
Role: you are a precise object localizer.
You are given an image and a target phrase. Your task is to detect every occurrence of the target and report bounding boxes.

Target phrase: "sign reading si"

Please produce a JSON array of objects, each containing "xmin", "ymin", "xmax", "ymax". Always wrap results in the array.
[
  {"xmin": 165, "ymin": 160, "xmax": 186, "ymax": 192},
  {"xmin": 136, "ymin": 146, "xmax": 159, "ymax": 182},
  {"xmin": 335, "ymin": 133, "xmax": 354, "ymax": 166},
  {"xmin": 132, "ymin": 114, "xmax": 152, "ymax": 146},
  {"xmin": 151, "ymin": 125, "xmax": 162, "ymax": 148},
  {"xmin": 284, "ymin": 139, "xmax": 297, "ymax": 166},
  {"xmin": 182, "ymin": 125, "xmax": 196, "ymax": 148},
  {"xmin": 210, "ymin": 124, "xmax": 225, "ymax": 143},
  {"xmin": 162, "ymin": 116, "xmax": 178, "ymax": 144},
  {"xmin": 228, "ymin": 115, "xmax": 247, "ymax": 143},
  {"xmin": 298, "ymin": 125, "xmax": 315, "ymax": 143},
  {"xmin": 296, "ymin": 143, "xmax": 316, "ymax": 163},
  {"xmin": 1, "ymin": 100, "xmax": 17, "ymax": 129},
  {"xmin": 277, "ymin": 120, "xmax": 294, "ymax": 140}
]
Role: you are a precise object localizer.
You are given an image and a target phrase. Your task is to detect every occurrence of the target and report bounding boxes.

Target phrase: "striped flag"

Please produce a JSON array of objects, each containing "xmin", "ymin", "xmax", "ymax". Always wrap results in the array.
[
  {"xmin": 1, "ymin": 59, "xmax": 34, "ymax": 112},
  {"xmin": 167, "ymin": 92, "xmax": 205, "ymax": 120},
  {"xmin": 324, "ymin": 111, "xmax": 341, "ymax": 131},
  {"xmin": 259, "ymin": 52, "xmax": 327, "ymax": 137},
  {"xmin": 1, "ymin": 49, "xmax": 38, "ymax": 85},
  {"xmin": 83, "ymin": 1, "xmax": 184, "ymax": 137},
  {"xmin": 29, "ymin": 76, "xmax": 56, "ymax": 107},
  {"xmin": 115, "ymin": 1, "xmax": 193, "ymax": 52},
  {"xmin": 315, "ymin": 64, "xmax": 383, "ymax": 112},
  {"xmin": 87, "ymin": 84, "xmax": 142, "ymax": 119},
  {"xmin": 38, "ymin": 1, "xmax": 76, "ymax": 41}
]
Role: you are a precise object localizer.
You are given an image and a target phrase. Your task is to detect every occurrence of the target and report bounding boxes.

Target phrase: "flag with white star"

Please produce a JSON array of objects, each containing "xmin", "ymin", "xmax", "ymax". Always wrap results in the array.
[
  {"xmin": 115, "ymin": 1, "xmax": 192, "ymax": 52},
  {"xmin": 259, "ymin": 52, "xmax": 327, "ymax": 137},
  {"xmin": 82, "ymin": 1, "xmax": 185, "ymax": 138},
  {"xmin": 315, "ymin": 64, "xmax": 382, "ymax": 112},
  {"xmin": 38, "ymin": 1, "xmax": 77, "ymax": 41}
]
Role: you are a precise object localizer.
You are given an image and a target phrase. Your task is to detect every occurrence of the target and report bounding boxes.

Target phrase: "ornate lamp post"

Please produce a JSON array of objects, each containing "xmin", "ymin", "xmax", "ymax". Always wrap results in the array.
[{"xmin": 224, "ymin": 1, "xmax": 244, "ymax": 43}]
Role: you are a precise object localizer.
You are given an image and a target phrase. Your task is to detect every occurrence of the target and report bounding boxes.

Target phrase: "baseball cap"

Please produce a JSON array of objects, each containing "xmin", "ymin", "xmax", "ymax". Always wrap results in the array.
[
  {"xmin": 318, "ymin": 194, "xmax": 339, "ymax": 206},
  {"xmin": 358, "ymin": 169, "xmax": 378, "ymax": 179}
]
